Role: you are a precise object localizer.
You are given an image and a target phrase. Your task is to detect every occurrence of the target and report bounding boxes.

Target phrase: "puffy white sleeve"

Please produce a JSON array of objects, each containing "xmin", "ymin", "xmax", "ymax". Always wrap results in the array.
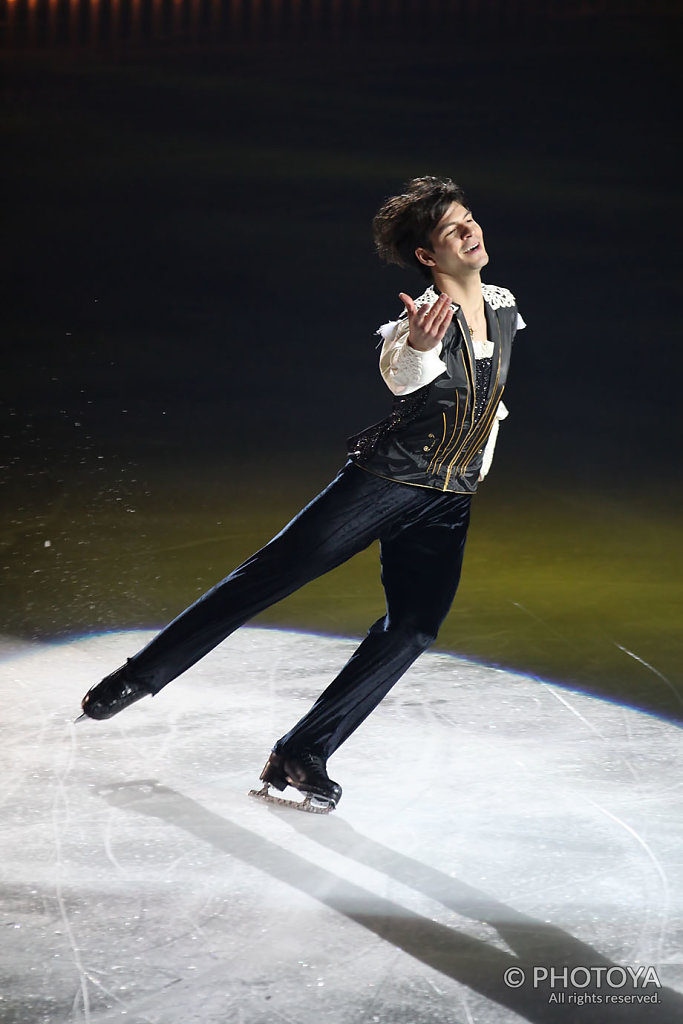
[
  {"xmin": 479, "ymin": 401, "xmax": 509, "ymax": 481},
  {"xmin": 480, "ymin": 309, "xmax": 524, "ymax": 479},
  {"xmin": 378, "ymin": 318, "xmax": 448, "ymax": 396}
]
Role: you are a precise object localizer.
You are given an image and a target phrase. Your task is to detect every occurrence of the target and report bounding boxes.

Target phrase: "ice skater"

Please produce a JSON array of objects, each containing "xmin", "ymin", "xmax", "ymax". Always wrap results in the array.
[{"xmin": 80, "ymin": 176, "xmax": 525, "ymax": 812}]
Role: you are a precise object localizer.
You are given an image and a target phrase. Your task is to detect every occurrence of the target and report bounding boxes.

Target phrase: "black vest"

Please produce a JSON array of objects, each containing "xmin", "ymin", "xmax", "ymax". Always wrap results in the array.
[{"xmin": 348, "ymin": 292, "xmax": 518, "ymax": 493}]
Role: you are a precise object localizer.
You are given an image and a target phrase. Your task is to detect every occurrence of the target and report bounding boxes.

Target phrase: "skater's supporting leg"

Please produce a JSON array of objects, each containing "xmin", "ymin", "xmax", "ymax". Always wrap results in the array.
[{"xmin": 273, "ymin": 492, "xmax": 472, "ymax": 760}]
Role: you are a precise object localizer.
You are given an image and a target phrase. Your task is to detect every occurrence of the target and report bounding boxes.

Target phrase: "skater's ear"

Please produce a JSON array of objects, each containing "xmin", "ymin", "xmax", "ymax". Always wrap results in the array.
[{"xmin": 415, "ymin": 247, "xmax": 436, "ymax": 269}]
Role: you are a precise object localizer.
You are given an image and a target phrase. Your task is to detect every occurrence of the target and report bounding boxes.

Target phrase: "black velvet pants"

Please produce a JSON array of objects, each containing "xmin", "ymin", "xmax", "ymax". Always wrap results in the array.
[{"xmin": 127, "ymin": 462, "xmax": 472, "ymax": 759}]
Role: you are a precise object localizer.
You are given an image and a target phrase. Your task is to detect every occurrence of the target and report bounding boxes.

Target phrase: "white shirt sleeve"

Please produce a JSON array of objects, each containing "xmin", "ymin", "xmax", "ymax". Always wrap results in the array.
[
  {"xmin": 378, "ymin": 318, "xmax": 448, "ymax": 396},
  {"xmin": 479, "ymin": 402, "xmax": 509, "ymax": 480},
  {"xmin": 480, "ymin": 309, "xmax": 523, "ymax": 479}
]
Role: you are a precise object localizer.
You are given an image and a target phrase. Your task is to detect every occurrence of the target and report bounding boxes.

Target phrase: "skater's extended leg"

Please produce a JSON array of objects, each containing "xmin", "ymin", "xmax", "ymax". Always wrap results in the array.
[
  {"xmin": 81, "ymin": 465, "xmax": 438, "ymax": 718},
  {"xmin": 273, "ymin": 492, "xmax": 472, "ymax": 762}
]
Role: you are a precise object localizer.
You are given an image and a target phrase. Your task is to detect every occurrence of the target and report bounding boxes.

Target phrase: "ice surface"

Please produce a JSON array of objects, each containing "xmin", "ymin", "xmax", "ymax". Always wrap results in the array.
[{"xmin": 1, "ymin": 628, "xmax": 682, "ymax": 1024}]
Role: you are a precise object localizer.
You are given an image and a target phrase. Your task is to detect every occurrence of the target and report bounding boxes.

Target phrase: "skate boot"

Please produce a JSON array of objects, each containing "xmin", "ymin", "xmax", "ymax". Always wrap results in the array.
[
  {"xmin": 79, "ymin": 662, "xmax": 152, "ymax": 721},
  {"xmin": 249, "ymin": 750, "xmax": 342, "ymax": 813}
]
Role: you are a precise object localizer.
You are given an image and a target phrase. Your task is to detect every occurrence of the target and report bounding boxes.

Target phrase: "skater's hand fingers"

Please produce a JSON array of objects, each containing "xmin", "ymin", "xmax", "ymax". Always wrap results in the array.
[
  {"xmin": 422, "ymin": 293, "xmax": 453, "ymax": 332},
  {"xmin": 401, "ymin": 292, "xmax": 453, "ymax": 351},
  {"xmin": 412, "ymin": 293, "xmax": 452, "ymax": 336},
  {"xmin": 398, "ymin": 292, "xmax": 417, "ymax": 318}
]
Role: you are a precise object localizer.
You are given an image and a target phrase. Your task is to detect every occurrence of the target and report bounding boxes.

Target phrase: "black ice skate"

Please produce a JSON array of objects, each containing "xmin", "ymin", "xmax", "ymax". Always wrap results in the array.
[
  {"xmin": 249, "ymin": 750, "xmax": 342, "ymax": 814},
  {"xmin": 78, "ymin": 662, "xmax": 152, "ymax": 721}
]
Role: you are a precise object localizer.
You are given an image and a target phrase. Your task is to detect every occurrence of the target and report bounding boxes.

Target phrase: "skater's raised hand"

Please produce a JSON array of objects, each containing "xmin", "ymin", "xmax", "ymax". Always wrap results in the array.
[{"xmin": 399, "ymin": 291, "xmax": 454, "ymax": 352}]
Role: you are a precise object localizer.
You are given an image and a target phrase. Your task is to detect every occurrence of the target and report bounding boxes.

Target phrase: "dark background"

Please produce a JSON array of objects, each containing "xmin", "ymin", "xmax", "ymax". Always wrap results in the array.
[{"xmin": 2, "ymin": 0, "xmax": 682, "ymax": 719}]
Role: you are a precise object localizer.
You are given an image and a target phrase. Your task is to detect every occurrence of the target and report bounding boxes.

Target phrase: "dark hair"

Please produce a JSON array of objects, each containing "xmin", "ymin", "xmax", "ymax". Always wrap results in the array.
[{"xmin": 372, "ymin": 176, "xmax": 468, "ymax": 279}]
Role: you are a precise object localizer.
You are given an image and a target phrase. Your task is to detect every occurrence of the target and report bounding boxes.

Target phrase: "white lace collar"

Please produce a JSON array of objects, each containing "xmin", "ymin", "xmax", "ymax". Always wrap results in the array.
[
  {"xmin": 378, "ymin": 281, "xmax": 516, "ymax": 360},
  {"xmin": 415, "ymin": 282, "xmax": 516, "ymax": 313},
  {"xmin": 414, "ymin": 284, "xmax": 513, "ymax": 358}
]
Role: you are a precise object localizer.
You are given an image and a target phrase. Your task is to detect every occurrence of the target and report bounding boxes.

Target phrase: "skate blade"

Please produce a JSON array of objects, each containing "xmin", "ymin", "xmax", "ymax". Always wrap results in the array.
[
  {"xmin": 248, "ymin": 784, "xmax": 335, "ymax": 815},
  {"xmin": 74, "ymin": 712, "xmax": 89, "ymax": 723}
]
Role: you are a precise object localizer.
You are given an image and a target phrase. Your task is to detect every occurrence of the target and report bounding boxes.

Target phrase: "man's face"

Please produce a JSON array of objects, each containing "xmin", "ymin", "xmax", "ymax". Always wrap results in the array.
[{"xmin": 417, "ymin": 201, "xmax": 489, "ymax": 277}]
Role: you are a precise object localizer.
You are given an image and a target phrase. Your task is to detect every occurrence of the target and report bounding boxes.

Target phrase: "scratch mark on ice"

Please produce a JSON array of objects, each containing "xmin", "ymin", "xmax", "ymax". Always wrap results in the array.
[
  {"xmin": 52, "ymin": 721, "xmax": 91, "ymax": 1023},
  {"xmin": 103, "ymin": 809, "xmax": 128, "ymax": 875},
  {"xmin": 510, "ymin": 601, "xmax": 571, "ymax": 644},
  {"xmin": 585, "ymin": 796, "xmax": 669, "ymax": 964},
  {"xmin": 539, "ymin": 685, "xmax": 608, "ymax": 739},
  {"xmin": 614, "ymin": 644, "xmax": 683, "ymax": 712}
]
